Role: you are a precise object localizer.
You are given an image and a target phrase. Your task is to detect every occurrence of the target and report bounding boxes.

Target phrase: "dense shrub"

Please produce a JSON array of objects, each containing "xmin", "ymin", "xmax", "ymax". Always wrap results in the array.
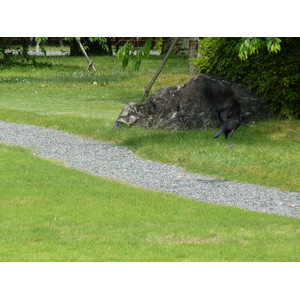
[{"xmin": 192, "ymin": 37, "xmax": 300, "ymax": 118}]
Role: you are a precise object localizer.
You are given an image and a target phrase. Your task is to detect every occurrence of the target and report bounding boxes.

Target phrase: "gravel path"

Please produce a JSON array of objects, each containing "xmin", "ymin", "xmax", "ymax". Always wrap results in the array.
[{"xmin": 1, "ymin": 120, "xmax": 299, "ymax": 219}]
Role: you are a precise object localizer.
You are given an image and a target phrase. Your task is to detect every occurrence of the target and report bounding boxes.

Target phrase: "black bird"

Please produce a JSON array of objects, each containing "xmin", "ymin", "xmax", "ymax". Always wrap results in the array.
[
  {"xmin": 202, "ymin": 80, "xmax": 251, "ymax": 148},
  {"xmin": 214, "ymin": 111, "xmax": 251, "ymax": 148}
]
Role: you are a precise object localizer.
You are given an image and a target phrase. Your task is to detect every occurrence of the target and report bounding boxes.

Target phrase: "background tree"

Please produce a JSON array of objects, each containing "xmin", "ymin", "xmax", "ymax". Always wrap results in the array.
[
  {"xmin": 0, "ymin": 37, "xmax": 36, "ymax": 63},
  {"xmin": 70, "ymin": 37, "xmax": 112, "ymax": 56}
]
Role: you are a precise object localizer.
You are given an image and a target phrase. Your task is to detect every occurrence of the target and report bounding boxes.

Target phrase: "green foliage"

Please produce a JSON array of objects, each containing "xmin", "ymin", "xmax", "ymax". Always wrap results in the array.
[
  {"xmin": 238, "ymin": 37, "xmax": 281, "ymax": 60},
  {"xmin": 0, "ymin": 40, "xmax": 5, "ymax": 59},
  {"xmin": 117, "ymin": 38, "xmax": 161, "ymax": 71},
  {"xmin": 68, "ymin": 37, "xmax": 111, "ymax": 56},
  {"xmin": 153, "ymin": 37, "xmax": 163, "ymax": 52},
  {"xmin": 86, "ymin": 37, "xmax": 110, "ymax": 53},
  {"xmin": 0, "ymin": 37, "xmax": 38, "ymax": 65},
  {"xmin": 192, "ymin": 37, "xmax": 300, "ymax": 118},
  {"xmin": 0, "ymin": 37, "xmax": 13, "ymax": 60},
  {"xmin": 266, "ymin": 37, "xmax": 282, "ymax": 53}
]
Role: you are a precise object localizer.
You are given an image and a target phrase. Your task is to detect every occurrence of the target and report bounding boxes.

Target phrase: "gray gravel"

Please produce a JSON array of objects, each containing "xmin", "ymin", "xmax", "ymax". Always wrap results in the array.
[{"xmin": 1, "ymin": 120, "xmax": 299, "ymax": 219}]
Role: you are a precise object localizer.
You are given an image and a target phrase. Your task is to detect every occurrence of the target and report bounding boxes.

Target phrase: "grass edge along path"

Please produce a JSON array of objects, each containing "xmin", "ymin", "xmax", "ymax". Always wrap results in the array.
[
  {"xmin": 0, "ymin": 109, "xmax": 299, "ymax": 193},
  {"xmin": 1, "ymin": 143, "xmax": 300, "ymax": 262},
  {"xmin": 0, "ymin": 55, "xmax": 299, "ymax": 193}
]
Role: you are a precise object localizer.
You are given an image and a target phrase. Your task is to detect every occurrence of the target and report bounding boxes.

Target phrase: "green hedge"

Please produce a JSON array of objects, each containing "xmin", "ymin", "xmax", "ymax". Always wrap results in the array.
[{"xmin": 192, "ymin": 37, "xmax": 300, "ymax": 118}]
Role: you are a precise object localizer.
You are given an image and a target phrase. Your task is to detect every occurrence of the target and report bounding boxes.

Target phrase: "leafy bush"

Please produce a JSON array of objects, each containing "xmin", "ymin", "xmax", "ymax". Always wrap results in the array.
[
  {"xmin": 192, "ymin": 37, "xmax": 300, "ymax": 118},
  {"xmin": 0, "ymin": 38, "xmax": 12, "ymax": 60}
]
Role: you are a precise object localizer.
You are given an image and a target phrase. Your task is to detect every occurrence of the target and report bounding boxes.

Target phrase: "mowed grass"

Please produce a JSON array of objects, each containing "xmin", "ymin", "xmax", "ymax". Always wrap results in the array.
[
  {"xmin": 0, "ymin": 55, "xmax": 299, "ymax": 192},
  {"xmin": 1, "ymin": 109, "xmax": 299, "ymax": 193},
  {"xmin": 0, "ymin": 55, "xmax": 300, "ymax": 261},
  {"xmin": 1, "ymin": 143, "xmax": 300, "ymax": 262}
]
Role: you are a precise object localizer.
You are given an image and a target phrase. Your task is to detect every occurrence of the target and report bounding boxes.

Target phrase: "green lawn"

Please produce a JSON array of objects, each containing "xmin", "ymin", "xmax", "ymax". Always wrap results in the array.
[
  {"xmin": 0, "ymin": 55, "xmax": 299, "ymax": 261},
  {"xmin": 0, "ymin": 55, "xmax": 299, "ymax": 192},
  {"xmin": 1, "ymin": 143, "xmax": 299, "ymax": 261}
]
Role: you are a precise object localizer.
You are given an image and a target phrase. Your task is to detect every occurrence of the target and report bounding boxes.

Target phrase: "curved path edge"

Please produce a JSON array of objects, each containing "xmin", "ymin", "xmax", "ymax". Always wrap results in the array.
[{"xmin": 1, "ymin": 120, "xmax": 299, "ymax": 218}]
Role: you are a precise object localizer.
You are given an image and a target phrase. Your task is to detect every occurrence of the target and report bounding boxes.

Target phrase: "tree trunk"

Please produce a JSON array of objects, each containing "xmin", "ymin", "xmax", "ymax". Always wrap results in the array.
[
  {"xmin": 188, "ymin": 40, "xmax": 198, "ymax": 74},
  {"xmin": 140, "ymin": 37, "xmax": 180, "ymax": 102},
  {"xmin": 75, "ymin": 38, "xmax": 96, "ymax": 71},
  {"xmin": 70, "ymin": 38, "xmax": 82, "ymax": 56}
]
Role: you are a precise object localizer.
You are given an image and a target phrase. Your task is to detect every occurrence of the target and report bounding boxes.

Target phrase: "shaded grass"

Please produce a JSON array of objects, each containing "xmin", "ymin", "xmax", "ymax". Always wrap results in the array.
[{"xmin": 1, "ymin": 143, "xmax": 300, "ymax": 262}]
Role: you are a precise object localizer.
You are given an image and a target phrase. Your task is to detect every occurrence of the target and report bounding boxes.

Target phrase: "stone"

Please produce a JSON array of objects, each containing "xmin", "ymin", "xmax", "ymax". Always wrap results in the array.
[{"xmin": 115, "ymin": 73, "xmax": 272, "ymax": 130}]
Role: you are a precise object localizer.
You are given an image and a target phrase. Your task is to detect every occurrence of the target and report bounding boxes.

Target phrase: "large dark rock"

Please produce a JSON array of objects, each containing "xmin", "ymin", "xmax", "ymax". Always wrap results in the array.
[{"xmin": 115, "ymin": 74, "xmax": 271, "ymax": 130}]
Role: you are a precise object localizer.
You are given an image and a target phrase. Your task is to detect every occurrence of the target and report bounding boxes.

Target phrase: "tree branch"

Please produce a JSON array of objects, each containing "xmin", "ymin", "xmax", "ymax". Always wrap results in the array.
[
  {"xmin": 140, "ymin": 37, "xmax": 180, "ymax": 102},
  {"xmin": 75, "ymin": 38, "xmax": 96, "ymax": 71}
]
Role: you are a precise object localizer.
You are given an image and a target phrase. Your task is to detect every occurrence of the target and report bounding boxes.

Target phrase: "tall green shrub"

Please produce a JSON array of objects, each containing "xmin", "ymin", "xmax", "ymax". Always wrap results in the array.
[{"xmin": 192, "ymin": 37, "xmax": 300, "ymax": 118}]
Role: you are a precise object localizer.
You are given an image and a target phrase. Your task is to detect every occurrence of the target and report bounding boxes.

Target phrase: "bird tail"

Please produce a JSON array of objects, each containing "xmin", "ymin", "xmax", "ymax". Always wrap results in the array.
[{"xmin": 213, "ymin": 127, "xmax": 224, "ymax": 138}]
